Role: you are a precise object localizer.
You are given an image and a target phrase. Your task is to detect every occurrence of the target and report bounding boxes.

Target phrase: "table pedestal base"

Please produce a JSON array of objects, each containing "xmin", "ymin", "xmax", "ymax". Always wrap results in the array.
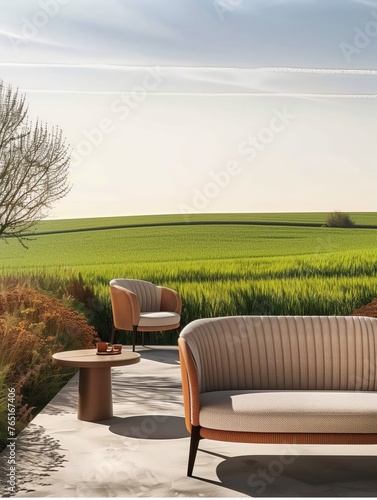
[{"xmin": 78, "ymin": 367, "xmax": 113, "ymax": 421}]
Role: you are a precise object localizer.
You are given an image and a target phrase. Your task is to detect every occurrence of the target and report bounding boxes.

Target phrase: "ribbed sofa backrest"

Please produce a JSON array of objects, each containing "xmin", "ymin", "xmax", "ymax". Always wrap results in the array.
[
  {"xmin": 180, "ymin": 316, "xmax": 377, "ymax": 393},
  {"xmin": 109, "ymin": 279, "xmax": 161, "ymax": 312}
]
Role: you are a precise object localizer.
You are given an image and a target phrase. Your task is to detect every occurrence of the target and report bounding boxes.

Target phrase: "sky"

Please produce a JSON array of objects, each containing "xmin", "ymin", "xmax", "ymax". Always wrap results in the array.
[{"xmin": 0, "ymin": 0, "xmax": 377, "ymax": 219}]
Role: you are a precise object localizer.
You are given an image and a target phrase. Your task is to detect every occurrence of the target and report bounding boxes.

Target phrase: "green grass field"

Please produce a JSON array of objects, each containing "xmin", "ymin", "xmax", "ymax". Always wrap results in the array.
[
  {"xmin": 1, "ymin": 212, "xmax": 377, "ymax": 343},
  {"xmin": 23, "ymin": 211, "xmax": 377, "ymax": 235}
]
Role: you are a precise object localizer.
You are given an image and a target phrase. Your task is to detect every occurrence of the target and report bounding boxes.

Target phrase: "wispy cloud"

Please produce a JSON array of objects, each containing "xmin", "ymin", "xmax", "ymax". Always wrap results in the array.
[
  {"xmin": 18, "ymin": 90, "xmax": 377, "ymax": 99},
  {"xmin": 0, "ymin": 62, "xmax": 377, "ymax": 76},
  {"xmin": 1, "ymin": 63, "xmax": 376, "ymax": 97},
  {"xmin": 2, "ymin": 0, "xmax": 377, "ymax": 71},
  {"xmin": 261, "ymin": 67, "xmax": 377, "ymax": 75},
  {"xmin": 2, "ymin": 63, "xmax": 377, "ymax": 74}
]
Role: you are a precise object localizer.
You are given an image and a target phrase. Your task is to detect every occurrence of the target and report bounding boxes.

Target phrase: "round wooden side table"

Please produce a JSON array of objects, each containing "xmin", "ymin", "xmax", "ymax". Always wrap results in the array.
[{"xmin": 52, "ymin": 348, "xmax": 140, "ymax": 422}]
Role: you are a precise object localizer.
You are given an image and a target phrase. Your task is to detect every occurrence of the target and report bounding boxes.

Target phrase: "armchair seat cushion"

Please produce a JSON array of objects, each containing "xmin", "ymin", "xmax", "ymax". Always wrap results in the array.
[
  {"xmin": 139, "ymin": 311, "xmax": 180, "ymax": 328},
  {"xmin": 199, "ymin": 390, "xmax": 377, "ymax": 434}
]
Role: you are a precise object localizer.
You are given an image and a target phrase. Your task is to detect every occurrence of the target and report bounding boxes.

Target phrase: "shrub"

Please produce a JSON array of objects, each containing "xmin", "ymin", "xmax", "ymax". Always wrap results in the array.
[
  {"xmin": 325, "ymin": 211, "xmax": 355, "ymax": 228},
  {"xmin": 0, "ymin": 286, "xmax": 100, "ymax": 450},
  {"xmin": 352, "ymin": 298, "xmax": 377, "ymax": 318}
]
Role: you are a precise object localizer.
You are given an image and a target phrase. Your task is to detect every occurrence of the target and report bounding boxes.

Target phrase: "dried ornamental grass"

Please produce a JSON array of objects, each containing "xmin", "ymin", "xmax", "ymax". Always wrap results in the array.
[{"xmin": 0, "ymin": 286, "xmax": 100, "ymax": 450}]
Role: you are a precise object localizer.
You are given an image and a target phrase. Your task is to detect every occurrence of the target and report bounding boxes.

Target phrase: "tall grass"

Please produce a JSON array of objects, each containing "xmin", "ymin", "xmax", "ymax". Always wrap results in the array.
[
  {"xmin": 1, "ymin": 221, "xmax": 376, "ymax": 347},
  {"xmin": 2, "ymin": 248, "xmax": 375, "ymax": 343}
]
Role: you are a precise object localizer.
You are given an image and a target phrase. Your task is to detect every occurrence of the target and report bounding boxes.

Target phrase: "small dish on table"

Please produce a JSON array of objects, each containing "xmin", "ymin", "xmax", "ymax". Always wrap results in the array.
[{"xmin": 96, "ymin": 342, "xmax": 122, "ymax": 355}]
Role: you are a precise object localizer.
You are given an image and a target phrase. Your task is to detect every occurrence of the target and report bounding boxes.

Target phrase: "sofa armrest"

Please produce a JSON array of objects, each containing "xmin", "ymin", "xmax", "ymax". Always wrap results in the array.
[
  {"xmin": 109, "ymin": 285, "xmax": 141, "ymax": 331},
  {"xmin": 160, "ymin": 286, "xmax": 182, "ymax": 314},
  {"xmin": 178, "ymin": 338, "xmax": 200, "ymax": 431}
]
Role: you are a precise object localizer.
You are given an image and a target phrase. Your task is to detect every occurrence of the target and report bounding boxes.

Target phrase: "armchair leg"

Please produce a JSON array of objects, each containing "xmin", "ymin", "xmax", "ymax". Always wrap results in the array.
[
  {"xmin": 187, "ymin": 425, "xmax": 201, "ymax": 477},
  {"xmin": 110, "ymin": 325, "xmax": 116, "ymax": 344},
  {"xmin": 132, "ymin": 325, "xmax": 137, "ymax": 352}
]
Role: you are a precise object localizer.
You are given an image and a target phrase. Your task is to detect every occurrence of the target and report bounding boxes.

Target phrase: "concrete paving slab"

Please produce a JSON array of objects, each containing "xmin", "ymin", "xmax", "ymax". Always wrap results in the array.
[{"xmin": 1, "ymin": 346, "xmax": 377, "ymax": 497}]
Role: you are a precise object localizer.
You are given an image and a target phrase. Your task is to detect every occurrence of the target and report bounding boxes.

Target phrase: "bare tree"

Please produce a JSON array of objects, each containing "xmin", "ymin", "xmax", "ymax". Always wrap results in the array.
[{"xmin": 0, "ymin": 80, "xmax": 70, "ymax": 243}]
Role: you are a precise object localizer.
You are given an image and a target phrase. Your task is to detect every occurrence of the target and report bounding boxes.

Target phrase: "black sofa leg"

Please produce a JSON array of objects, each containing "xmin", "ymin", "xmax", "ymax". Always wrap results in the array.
[
  {"xmin": 187, "ymin": 425, "xmax": 201, "ymax": 477},
  {"xmin": 132, "ymin": 325, "xmax": 138, "ymax": 352},
  {"xmin": 110, "ymin": 325, "xmax": 116, "ymax": 344}
]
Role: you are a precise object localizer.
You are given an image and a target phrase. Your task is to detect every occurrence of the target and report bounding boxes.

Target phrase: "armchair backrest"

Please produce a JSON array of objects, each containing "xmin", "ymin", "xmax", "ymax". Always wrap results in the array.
[
  {"xmin": 110, "ymin": 278, "xmax": 161, "ymax": 312},
  {"xmin": 180, "ymin": 315, "xmax": 377, "ymax": 393}
]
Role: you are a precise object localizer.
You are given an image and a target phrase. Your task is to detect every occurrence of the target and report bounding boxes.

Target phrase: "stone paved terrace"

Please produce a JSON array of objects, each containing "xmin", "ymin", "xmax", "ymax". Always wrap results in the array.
[{"xmin": 1, "ymin": 346, "xmax": 377, "ymax": 497}]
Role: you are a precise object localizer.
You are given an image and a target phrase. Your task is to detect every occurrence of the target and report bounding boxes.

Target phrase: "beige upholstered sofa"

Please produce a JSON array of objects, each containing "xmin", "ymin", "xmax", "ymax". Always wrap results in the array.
[{"xmin": 178, "ymin": 315, "xmax": 377, "ymax": 476}]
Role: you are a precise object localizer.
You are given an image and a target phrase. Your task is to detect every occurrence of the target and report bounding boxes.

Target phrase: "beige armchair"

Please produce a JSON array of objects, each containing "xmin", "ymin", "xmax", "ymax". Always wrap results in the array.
[{"xmin": 109, "ymin": 278, "xmax": 181, "ymax": 351}]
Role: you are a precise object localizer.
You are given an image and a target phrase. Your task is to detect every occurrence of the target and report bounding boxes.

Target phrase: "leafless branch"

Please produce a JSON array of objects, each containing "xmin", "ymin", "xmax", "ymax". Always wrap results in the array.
[{"xmin": 0, "ymin": 80, "xmax": 71, "ymax": 244}]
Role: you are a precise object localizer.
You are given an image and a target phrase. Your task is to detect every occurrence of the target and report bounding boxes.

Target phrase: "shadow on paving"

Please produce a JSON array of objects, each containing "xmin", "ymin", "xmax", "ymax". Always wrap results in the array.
[
  {"xmin": 0, "ymin": 423, "xmax": 67, "ymax": 496},
  {"xmin": 138, "ymin": 347, "xmax": 180, "ymax": 365},
  {"xmin": 111, "ymin": 373, "xmax": 183, "ymax": 410},
  {"xmin": 193, "ymin": 451, "xmax": 377, "ymax": 497},
  {"xmin": 97, "ymin": 414, "xmax": 189, "ymax": 440}
]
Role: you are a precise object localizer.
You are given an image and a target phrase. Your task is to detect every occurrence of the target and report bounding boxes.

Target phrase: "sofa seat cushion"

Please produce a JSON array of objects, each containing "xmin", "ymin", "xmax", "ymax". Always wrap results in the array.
[
  {"xmin": 199, "ymin": 390, "xmax": 377, "ymax": 434},
  {"xmin": 139, "ymin": 311, "xmax": 180, "ymax": 328}
]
